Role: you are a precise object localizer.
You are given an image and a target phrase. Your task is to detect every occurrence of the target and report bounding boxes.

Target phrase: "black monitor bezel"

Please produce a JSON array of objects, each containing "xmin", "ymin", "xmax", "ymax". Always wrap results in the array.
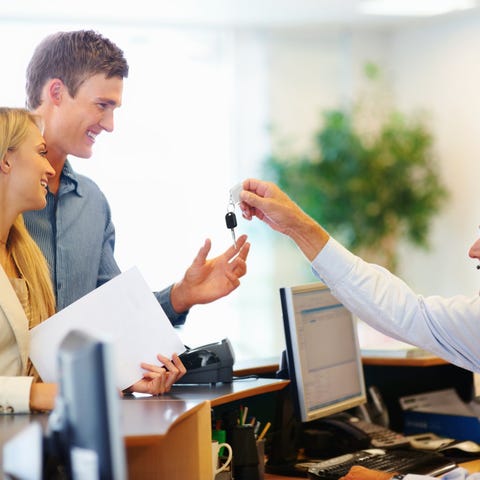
[{"xmin": 280, "ymin": 281, "xmax": 367, "ymax": 424}]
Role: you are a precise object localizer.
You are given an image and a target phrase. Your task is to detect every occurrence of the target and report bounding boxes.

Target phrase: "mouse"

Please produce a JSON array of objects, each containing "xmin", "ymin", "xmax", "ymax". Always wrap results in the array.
[{"xmin": 440, "ymin": 440, "xmax": 480, "ymax": 457}]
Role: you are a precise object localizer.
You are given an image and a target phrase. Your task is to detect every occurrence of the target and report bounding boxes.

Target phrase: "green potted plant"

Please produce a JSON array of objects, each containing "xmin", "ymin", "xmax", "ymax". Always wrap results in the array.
[{"xmin": 264, "ymin": 67, "xmax": 448, "ymax": 271}]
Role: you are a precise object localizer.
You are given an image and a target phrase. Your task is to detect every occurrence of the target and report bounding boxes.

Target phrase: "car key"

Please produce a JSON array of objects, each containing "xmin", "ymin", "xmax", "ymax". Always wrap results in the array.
[{"xmin": 225, "ymin": 210, "xmax": 237, "ymax": 249}]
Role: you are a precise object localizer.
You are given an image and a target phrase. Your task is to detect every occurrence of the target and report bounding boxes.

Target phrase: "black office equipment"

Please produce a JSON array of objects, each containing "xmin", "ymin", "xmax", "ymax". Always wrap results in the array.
[
  {"xmin": 177, "ymin": 338, "xmax": 235, "ymax": 384},
  {"xmin": 46, "ymin": 329, "xmax": 127, "ymax": 480},
  {"xmin": 266, "ymin": 281, "xmax": 445, "ymax": 477},
  {"xmin": 305, "ymin": 448, "xmax": 457, "ymax": 479}
]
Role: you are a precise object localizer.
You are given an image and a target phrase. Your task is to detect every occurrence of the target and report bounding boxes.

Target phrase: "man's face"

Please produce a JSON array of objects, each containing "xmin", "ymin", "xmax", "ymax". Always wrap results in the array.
[{"xmin": 45, "ymin": 73, "xmax": 123, "ymax": 160}]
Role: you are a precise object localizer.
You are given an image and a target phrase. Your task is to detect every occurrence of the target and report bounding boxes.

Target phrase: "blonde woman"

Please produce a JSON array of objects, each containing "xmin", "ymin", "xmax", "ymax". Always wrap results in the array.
[
  {"xmin": 0, "ymin": 108, "xmax": 186, "ymax": 413},
  {"xmin": 0, "ymin": 107, "xmax": 57, "ymax": 412}
]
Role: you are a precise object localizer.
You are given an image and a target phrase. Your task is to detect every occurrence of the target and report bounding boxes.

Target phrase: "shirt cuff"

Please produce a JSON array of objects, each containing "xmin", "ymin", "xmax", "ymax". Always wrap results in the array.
[
  {"xmin": 155, "ymin": 285, "xmax": 189, "ymax": 327},
  {"xmin": 311, "ymin": 237, "xmax": 358, "ymax": 287},
  {"xmin": 0, "ymin": 376, "xmax": 33, "ymax": 414}
]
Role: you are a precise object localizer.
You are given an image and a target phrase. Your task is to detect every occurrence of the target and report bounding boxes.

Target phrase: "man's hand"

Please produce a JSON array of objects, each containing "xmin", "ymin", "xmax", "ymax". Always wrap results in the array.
[
  {"xmin": 127, "ymin": 353, "xmax": 186, "ymax": 396},
  {"xmin": 339, "ymin": 466, "xmax": 395, "ymax": 480},
  {"xmin": 170, "ymin": 235, "xmax": 250, "ymax": 313},
  {"xmin": 239, "ymin": 178, "xmax": 307, "ymax": 235},
  {"xmin": 240, "ymin": 178, "xmax": 329, "ymax": 261}
]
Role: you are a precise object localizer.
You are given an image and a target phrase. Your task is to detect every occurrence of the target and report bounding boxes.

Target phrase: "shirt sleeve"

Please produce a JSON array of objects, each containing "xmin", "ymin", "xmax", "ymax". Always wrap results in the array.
[
  {"xmin": 154, "ymin": 285, "xmax": 189, "ymax": 327},
  {"xmin": 403, "ymin": 476, "xmax": 436, "ymax": 480},
  {"xmin": 0, "ymin": 376, "xmax": 33, "ymax": 414},
  {"xmin": 311, "ymin": 237, "xmax": 480, "ymax": 373},
  {"xmin": 398, "ymin": 467, "xmax": 479, "ymax": 480}
]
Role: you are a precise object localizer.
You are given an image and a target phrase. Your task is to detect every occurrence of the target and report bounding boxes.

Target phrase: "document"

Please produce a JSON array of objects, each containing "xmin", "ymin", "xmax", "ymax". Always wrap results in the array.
[
  {"xmin": 400, "ymin": 388, "xmax": 475, "ymax": 416},
  {"xmin": 30, "ymin": 267, "xmax": 186, "ymax": 390}
]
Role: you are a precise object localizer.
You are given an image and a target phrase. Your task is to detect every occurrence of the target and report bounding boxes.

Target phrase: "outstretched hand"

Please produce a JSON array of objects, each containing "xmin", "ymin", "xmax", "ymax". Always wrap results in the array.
[
  {"xmin": 170, "ymin": 235, "xmax": 250, "ymax": 313},
  {"xmin": 239, "ymin": 178, "xmax": 328, "ymax": 261},
  {"xmin": 239, "ymin": 178, "xmax": 307, "ymax": 235},
  {"xmin": 127, "ymin": 353, "xmax": 186, "ymax": 396}
]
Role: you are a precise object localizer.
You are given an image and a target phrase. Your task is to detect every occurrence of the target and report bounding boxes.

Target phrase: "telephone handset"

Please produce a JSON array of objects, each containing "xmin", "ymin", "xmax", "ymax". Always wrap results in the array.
[
  {"xmin": 303, "ymin": 416, "xmax": 371, "ymax": 457},
  {"xmin": 176, "ymin": 338, "xmax": 235, "ymax": 384},
  {"xmin": 303, "ymin": 414, "xmax": 410, "ymax": 458}
]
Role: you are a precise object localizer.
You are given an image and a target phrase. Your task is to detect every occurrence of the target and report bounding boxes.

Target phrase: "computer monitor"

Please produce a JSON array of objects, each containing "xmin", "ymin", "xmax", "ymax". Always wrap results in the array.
[
  {"xmin": 47, "ymin": 329, "xmax": 127, "ymax": 480},
  {"xmin": 280, "ymin": 281, "xmax": 367, "ymax": 423}
]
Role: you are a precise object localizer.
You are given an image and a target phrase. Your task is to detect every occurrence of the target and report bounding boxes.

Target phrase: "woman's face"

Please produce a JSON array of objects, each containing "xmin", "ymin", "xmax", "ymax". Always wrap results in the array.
[{"xmin": 5, "ymin": 122, "xmax": 55, "ymax": 212}]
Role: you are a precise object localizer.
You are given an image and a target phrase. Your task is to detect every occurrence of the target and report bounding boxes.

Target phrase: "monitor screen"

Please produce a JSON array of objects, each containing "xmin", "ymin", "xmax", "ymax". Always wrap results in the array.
[
  {"xmin": 49, "ymin": 329, "xmax": 127, "ymax": 480},
  {"xmin": 280, "ymin": 281, "xmax": 367, "ymax": 423}
]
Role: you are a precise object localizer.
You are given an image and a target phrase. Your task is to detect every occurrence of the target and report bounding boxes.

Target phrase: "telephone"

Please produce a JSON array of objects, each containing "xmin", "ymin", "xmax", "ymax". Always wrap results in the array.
[
  {"xmin": 302, "ymin": 416, "xmax": 371, "ymax": 457},
  {"xmin": 302, "ymin": 413, "xmax": 410, "ymax": 458},
  {"xmin": 176, "ymin": 338, "xmax": 235, "ymax": 384}
]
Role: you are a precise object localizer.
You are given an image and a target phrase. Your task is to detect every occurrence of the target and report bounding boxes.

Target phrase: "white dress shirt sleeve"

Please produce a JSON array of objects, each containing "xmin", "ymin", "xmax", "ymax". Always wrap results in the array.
[{"xmin": 311, "ymin": 237, "xmax": 480, "ymax": 373}]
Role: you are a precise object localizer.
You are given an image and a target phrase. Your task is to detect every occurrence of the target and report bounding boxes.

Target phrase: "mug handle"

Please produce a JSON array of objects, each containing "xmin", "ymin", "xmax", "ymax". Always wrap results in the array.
[{"xmin": 215, "ymin": 442, "xmax": 233, "ymax": 474}]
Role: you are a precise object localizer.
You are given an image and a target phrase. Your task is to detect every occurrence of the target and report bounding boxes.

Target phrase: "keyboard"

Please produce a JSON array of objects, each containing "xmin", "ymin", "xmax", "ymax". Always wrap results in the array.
[{"xmin": 304, "ymin": 448, "xmax": 457, "ymax": 480}]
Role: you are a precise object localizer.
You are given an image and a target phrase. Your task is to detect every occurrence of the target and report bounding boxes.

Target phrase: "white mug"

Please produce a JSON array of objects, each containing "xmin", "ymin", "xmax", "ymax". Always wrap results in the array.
[{"xmin": 211, "ymin": 440, "xmax": 233, "ymax": 479}]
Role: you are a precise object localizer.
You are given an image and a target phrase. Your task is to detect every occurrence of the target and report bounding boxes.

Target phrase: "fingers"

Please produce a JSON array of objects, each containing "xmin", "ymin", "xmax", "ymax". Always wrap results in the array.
[
  {"xmin": 138, "ymin": 362, "xmax": 168, "ymax": 394},
  {"xmin": 156, "ymin": 353, "xmax": 186, "ymax": 391},
  {"xmin": 137, "ymin": 353, "xmax": 185, "ymax": 395},
  {"xmin": 239, "ymin": 192, "xmax": 267, "ymax": 222},
  {"xmin": 236, "ymin": 239, "xmax": 250, "ymax": 262},
  {"xmin": 172, "ymin": 353, "xmax": 187, "ymax": 378},
  {"xmin": 223, "ymin": 234, "xmax": 248, "ymax": 259},
  {"xmin": 191, "ymin": 238, "xmax": 212, "ymax": 266},
  {"xmin": 242, "ymin": 178, "xmax": 265, "ymax": 196},
  {"xmin": 229, "ymin": 244, "xmax": 249, "ymax": 279}
]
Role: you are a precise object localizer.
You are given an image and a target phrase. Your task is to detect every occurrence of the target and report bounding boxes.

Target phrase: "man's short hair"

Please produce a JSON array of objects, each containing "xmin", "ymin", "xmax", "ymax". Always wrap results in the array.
[{"xmin": 25, "ymin": 30, "xmax": 129, "ymax": 110}]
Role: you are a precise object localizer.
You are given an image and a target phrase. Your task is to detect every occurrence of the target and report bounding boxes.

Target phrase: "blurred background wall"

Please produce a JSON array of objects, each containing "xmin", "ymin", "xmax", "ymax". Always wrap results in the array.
[{"xmin": 1, "ymin": 1, "xmax": 479, "ymax": 360}]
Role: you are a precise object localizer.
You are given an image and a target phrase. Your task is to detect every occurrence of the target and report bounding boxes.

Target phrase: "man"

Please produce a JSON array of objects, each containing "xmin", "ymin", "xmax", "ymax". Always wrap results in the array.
[
  {"xmin": 240, "ymin": 178, "xmax": 480, "ymax": 480},
  {"xmin": 239, "ymin": 178, "xmax": 480, "ymax": 374},
  {"xmin": 22, "ymin": 30, "xmax": 249, "ymax": 395},
  {"xmin": 23, "ymin": 30, "xmax": 249, "ymax": 324}
]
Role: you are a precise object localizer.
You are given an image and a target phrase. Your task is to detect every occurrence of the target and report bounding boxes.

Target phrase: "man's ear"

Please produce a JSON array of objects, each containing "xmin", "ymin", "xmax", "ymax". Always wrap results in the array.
[{"xmin": 47, "ymin": 79, "xmax": 65, "ymax": 105}]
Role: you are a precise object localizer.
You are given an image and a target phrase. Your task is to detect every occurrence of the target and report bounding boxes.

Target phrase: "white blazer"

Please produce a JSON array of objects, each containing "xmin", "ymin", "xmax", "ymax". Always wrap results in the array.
[{"xmin": 0, "ymin": 266, "xmax": 33, "ymax": 413}]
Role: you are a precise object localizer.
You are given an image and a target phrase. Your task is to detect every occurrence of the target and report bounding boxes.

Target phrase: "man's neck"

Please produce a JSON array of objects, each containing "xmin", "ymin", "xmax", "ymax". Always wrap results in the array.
[{"xmin": 45, "ymin": 149, "xmax": 67, "ymax": 196}]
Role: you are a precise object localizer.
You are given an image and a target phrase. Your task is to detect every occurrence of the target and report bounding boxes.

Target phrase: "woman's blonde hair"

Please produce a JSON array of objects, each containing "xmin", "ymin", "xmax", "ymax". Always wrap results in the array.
[{"xmin": 0, "ymin": 107, "xmax": 55, "ymax": 322}]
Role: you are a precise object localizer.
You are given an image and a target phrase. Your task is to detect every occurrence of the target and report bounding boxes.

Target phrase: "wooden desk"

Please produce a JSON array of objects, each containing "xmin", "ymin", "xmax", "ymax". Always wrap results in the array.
[
  {"xmin": 124, "ymin": 378, "xmax": 288, "ymax": 478},
  {"xmin": 362, "ymin": 355, "xmax": 447, "ymax": 367},
  {"xmin": 0, "ymin": 378, "xmax": 289, "ymax": 480}
]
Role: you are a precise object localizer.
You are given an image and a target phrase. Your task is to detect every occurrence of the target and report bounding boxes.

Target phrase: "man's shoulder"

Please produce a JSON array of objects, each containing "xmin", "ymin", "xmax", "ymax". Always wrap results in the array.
[{"xmin": 74, "ymin": 171, "xmax": 103, "ymax": 192}]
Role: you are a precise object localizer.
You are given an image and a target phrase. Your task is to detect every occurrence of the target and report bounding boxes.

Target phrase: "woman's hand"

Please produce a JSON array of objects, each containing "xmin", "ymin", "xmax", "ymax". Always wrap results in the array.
[{"xmin": 126, "ymin": 353, "xmax": 186, "ymax": 396}]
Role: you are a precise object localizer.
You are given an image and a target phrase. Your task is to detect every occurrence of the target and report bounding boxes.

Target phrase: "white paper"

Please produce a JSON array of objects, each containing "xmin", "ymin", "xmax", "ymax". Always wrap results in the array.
[
  {"xmin": 400, "ymin": 388, "xmax": 475, "ymax": 416},
  {"xmin": 30, "ymin": 267, "xmax": 186, "ymax": 390}
]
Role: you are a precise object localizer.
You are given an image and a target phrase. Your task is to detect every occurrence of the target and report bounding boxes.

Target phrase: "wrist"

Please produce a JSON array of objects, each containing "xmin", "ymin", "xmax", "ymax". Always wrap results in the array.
[
  {"xmin": 30, "ymin": 383, "xmax": 57, "ymax": 412},
  {"xmin": 287, "ymin": 216, "xmax": 329, "ymax": 261},
  {"xmin": 171, "ymin": 281, "xmax": 191, "ymax": 313}
]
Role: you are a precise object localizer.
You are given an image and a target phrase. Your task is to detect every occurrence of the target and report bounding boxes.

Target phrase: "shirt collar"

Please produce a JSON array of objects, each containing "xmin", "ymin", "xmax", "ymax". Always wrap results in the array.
[{"xmin": 58, "ymin": 160, "xmax": 83, "ymax": 197}]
